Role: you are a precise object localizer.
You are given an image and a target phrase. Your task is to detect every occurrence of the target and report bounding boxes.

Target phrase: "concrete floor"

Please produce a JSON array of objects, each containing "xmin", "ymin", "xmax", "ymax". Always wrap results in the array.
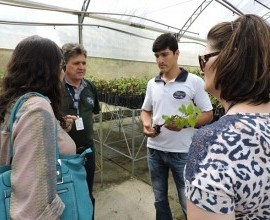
[
  {"xmin": 95, "ymin": 178, "xmax": 155, "ymax": 220},
  {"xmin": 93, "ymin": 154, "xmax": 185, "ymax": 220},
  {"xmin": 92, "ymin": 110, "xmax": 185, "ymax": 220}
]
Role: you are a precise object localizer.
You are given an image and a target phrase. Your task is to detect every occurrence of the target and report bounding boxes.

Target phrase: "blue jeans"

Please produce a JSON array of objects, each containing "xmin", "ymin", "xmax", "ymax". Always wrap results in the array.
[{"xmin": 147, "ymin": 148, "xmax": 187, "ymax": 220}]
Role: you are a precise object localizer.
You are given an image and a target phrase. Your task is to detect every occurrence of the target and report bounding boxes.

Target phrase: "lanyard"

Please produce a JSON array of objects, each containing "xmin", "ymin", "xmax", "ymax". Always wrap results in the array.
[{"xmin": 66, "ymin": 85, "xmax": 80, "ymax": 116}]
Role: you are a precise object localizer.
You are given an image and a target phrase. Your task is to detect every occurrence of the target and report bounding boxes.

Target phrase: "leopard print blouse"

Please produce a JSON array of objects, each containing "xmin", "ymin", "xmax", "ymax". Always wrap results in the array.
[{"xmin": 185, "ymin": 113, "xmax": 270, "ymax": 219}]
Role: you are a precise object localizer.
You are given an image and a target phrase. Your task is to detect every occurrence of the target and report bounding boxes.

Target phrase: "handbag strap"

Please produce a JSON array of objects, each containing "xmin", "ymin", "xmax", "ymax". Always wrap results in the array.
[{"xmin": 8, "ymin": 92, "xmax": 60, "ymax": 160}]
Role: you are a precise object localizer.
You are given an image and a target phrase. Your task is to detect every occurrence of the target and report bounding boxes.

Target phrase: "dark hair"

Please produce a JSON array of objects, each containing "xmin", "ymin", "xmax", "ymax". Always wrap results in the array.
[
  {"xmin": 0, "ymin": 35, "xmax": 65, "ymax": 126},
  {"xmin": 152, "ymin": 33, "xmax": 178, "ymax": 53},
  {"xmin": 62, "ymin": 43, "xmax": 87, "ymax": 63},
  {"xmin": 207, "ymin": 14, "xmax": 270, "ymax": 104}
]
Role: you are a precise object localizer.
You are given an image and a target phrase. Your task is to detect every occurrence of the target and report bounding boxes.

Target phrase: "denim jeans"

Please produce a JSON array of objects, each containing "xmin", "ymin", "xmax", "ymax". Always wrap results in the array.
[{"xmin": 147, "ymin": 148, "xmax": 187, "ymax": 220}]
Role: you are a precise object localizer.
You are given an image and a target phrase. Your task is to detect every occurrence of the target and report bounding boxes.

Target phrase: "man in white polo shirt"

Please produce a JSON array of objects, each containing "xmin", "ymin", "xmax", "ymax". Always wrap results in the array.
[{"xmin": 140, "ymin": 33, "xmax": 213, "ymax": 220}]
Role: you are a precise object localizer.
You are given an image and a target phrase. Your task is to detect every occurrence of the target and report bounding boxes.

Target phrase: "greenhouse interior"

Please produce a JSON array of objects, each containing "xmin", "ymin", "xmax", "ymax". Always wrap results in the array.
[{"xmin": 0, "ymin": 0, "xmax": 269, "ymax": 220}]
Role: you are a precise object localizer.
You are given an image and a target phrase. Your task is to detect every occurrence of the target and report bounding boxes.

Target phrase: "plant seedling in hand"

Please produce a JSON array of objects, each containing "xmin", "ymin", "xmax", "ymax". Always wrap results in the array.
[{"xmin": 162, "ymin": 103, "xmax": 201, "ymax": 129}]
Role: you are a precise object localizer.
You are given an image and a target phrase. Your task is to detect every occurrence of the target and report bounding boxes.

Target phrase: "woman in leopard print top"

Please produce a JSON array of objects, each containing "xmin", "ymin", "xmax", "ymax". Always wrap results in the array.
[{"xmin": 185, "ymin": 14, "xmax": 270, "ymax": 220}]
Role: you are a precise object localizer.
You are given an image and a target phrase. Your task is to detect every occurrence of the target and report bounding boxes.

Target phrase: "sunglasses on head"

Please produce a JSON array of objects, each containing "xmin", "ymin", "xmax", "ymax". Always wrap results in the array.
[{"xmin": 198, "ymin": 51, "xmax": 220, "ymax": 72}]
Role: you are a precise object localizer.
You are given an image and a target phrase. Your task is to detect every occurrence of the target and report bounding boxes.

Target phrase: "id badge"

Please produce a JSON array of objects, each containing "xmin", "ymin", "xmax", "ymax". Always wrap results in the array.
[{"xmin": 75, "ymin": 117, "xmax": 84, "ymax": 130}]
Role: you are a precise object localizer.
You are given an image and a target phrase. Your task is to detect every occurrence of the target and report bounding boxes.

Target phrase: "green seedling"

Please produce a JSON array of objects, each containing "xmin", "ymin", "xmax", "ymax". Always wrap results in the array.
[{"xmin": 162, "ymin": 103, "xmax": 201, "ymax": 129}]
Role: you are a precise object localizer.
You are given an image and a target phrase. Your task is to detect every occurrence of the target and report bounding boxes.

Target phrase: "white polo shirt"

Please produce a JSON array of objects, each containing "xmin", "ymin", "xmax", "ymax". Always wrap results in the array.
[{"xmin": 141, "ymin": 68, "xmax": 213, "ymax": 153}]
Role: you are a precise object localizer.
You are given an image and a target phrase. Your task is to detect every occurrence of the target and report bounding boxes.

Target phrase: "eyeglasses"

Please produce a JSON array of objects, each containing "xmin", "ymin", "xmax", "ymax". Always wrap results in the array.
[{"xmin": 198, "ymin": 51, "xmax": 220, "ymax": 72}]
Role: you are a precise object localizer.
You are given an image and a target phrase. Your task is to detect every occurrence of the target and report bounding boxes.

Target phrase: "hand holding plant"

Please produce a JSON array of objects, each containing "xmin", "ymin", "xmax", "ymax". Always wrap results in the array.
[{"xmin": 162, "ymin": 103, "xmax": 201, "ymax": 129}]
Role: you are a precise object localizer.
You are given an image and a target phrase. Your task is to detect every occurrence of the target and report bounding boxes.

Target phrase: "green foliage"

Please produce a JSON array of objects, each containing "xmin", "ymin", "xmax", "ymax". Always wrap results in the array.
[
  {"xmin": 162, "ymin": 103, "xmax": 201, "ymax": 128},
  {"xmin": 210, "ymin": 95, "xmax": 223, "ymax": 108},
  {"xmin": 89, "ymin": 75, "xmax": 148, "ymax": 96},
  {"xmin": 87, "ymin": 68, "xmax": 223, "ymax": 109},
  {"xmin": 186, "ymin": 67, "xmax": 201, "ymax": 78}
]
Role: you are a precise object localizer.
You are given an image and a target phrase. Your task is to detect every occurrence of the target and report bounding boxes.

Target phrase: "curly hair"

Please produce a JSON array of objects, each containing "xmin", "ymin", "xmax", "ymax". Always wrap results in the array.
[{"xmin": 0, "ymin": 35, "xmax": 66, "ymax": 127}]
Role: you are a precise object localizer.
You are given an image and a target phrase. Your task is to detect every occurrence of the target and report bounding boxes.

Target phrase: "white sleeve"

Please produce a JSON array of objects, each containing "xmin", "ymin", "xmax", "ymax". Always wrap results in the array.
[
  {"xmin": 193, "ymin": 76, "xmax": 213, "ymax": 112},
  {"xmin": 141, "ymin": 80, "xmax": 152, "ymax": 111}
]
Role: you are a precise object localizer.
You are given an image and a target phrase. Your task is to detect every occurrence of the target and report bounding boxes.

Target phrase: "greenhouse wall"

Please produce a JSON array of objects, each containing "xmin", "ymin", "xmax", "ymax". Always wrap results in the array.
[
  {"xmin": 0, "ymin": 49, "xmax": 12, "ymax": 74},
  {"xmin": 0, "ymin": 48, "xmax": 198, "ymax": 80}
]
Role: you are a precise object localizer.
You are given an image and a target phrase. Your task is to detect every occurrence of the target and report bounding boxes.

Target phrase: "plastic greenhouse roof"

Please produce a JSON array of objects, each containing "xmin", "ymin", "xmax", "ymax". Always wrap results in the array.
[{"xmin": 0, "ymin": 0, "xmax": 269, "ymax": 66}]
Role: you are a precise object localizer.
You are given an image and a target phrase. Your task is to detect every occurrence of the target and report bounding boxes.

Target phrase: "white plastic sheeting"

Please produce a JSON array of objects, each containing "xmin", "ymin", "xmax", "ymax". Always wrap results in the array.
[{"xmin": 0, "ymin": 0, "xmax": 269, "ymax": 66}]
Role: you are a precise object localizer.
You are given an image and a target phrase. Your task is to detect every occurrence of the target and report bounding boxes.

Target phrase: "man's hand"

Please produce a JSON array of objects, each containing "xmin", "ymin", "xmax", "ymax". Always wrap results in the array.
[
  {"xmin": 64, "ymin": 115, "xmax": 77, "ymax": 132},
  {"xmin": 143, "ymin": 124, "xmax": 160, "ymax": 138},
  {"xmin": 164, "ymin": 121, "xmax": 183, "ymax": 132}
]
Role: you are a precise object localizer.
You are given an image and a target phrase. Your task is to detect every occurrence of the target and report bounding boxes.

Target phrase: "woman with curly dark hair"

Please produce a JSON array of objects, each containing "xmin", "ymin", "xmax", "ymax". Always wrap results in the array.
[{"xmin": 0, "ymin": 35, "xmax": 76, "ymax": 219}]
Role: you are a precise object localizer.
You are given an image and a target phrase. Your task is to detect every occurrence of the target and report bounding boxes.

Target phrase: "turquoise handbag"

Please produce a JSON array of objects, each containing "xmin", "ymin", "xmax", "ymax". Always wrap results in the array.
[{"xmin": 0, "ymin": 92, "xmax": 93, "ymax": 219}]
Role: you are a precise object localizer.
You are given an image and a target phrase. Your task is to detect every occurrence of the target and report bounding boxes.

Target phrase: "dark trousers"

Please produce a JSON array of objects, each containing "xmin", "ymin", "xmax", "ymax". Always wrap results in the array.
[
  {"xmin": 77, "ymin": 146, "xmax": 96, "ymax": 220},
  {"xmin": 84, "ymin": 147, "xmax": 95, "ymax": 200}
]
